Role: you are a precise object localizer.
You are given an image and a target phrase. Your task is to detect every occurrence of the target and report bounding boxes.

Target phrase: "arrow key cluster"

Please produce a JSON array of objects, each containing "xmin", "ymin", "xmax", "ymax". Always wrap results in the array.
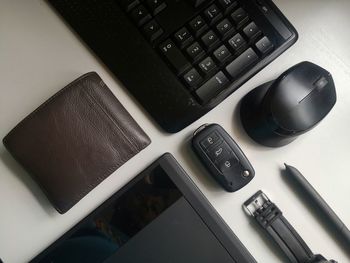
[{"xmin": 121, "ymin": 0, "xmax": 167, "ymax": 43}]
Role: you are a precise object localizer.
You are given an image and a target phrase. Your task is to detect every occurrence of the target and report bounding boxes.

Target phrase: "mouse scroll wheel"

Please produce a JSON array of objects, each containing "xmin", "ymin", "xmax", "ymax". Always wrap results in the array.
[{"xmin": 313, "ymin": 76, "xmax": 328, "ymax": 91}]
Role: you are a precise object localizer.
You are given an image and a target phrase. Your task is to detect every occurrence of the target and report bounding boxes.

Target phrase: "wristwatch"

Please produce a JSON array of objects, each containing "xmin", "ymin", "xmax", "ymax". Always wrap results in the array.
[{"xmin": 243, "ymin": 191, "xmax": 337, "ymax": 263}]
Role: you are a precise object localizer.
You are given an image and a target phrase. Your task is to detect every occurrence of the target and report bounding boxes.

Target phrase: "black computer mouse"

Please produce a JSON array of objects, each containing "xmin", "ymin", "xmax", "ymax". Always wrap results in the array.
[{"xmin": 240, "ymin": 61, "xmax": 337, "ymax": 147}]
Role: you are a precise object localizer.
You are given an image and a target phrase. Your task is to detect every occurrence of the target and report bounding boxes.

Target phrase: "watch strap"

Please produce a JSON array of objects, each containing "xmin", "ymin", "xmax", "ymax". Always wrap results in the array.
[{"xmin": 243, "ymin": 191, "xmax": 334, "ymax": 263}]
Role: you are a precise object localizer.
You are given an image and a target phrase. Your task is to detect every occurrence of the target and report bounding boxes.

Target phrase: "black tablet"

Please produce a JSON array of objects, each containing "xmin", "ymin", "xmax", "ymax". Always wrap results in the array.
[{"xmin": 31, "ymin": 153, "xmax": 256, "ymax": 263}]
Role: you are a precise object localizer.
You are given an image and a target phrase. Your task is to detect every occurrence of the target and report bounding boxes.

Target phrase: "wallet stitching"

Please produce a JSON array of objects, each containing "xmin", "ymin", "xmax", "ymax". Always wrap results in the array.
[
  {"xmin": 62, "ymin": 163, "xmax": 120, "ymax": 211},
  {"xmin": 2, "ymin": 72, "xmax": 145, "ymax": 213},
  {"xmin": 82, "ymin": 89, "xmax": 139, "ymax": 153},
  {"xmin": 85, "ymin": 83, "xmax": 149, "ymax": 151},
  {"xmin": 3, "ymin": 73, "xmax": 93, "ymax": 142}
]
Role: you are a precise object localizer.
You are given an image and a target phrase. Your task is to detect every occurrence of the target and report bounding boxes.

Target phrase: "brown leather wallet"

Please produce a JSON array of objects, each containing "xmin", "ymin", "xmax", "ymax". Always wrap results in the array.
[{"xmin": 3, "ymin": 72, "xmax": 151, "ymax": 214}]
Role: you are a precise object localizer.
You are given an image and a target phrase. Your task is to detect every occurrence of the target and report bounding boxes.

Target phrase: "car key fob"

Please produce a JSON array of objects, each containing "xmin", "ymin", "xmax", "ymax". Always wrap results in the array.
[{"xmin": 192, "ymin": 123, "xmax": 255, "ymax": 192}]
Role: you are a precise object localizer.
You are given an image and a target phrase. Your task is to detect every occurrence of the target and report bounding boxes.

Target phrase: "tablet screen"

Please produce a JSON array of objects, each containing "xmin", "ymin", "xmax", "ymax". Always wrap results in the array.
[{"xmin": 36, "ymin": 166, "xmax": 182, "ymax": 263}]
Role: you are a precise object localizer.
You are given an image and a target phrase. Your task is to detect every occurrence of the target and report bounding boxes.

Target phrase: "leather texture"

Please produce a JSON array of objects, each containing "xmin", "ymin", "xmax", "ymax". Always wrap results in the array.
[{"xmin": 3, "ymin": 72, "xmax": 151, "ymax": 214}]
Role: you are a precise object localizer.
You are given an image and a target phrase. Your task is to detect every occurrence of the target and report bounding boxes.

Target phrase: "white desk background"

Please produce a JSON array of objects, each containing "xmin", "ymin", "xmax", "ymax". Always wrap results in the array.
[{"xmin": 1, "ymin": 1, "xmax": 349, "ymax": 262}]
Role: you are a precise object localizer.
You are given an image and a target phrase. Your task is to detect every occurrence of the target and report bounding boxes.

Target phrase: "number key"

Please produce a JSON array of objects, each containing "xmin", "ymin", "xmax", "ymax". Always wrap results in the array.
[
  {"xmin": 213, "ymin": 45, "xmax": 232, "ymax": 64},
  {"xmin": 186, "ymin": 42, "xmax": 205, "ymax": 61},
  {"xmin": 160, "ymin": 39, "xmax": 191, "ymax": 75},
  {"xmin": 228, "ymin": 33, "xmax": 246, "ymax": 51},
  {"xmin": 203, "ymin": 4, "xmax": 223, "ymax": 25},
  {"xmin": 201, "ymin": 30, "xmax": 220, "ymax": 50},
  {"xmin": 189, "ymin": 15, "xmax": 208, "ymax": 37},
  {"xmin": 174, "ymin": 27, "xmax": 194, "ymax": 48},
  {"xmin": 198, "ymin": 57, "xmax": 217, "ymax": 75},
  {"xmin": 183, "ymin": 68, "xmax": 203, "ymax": 88},
  {"xmin": 216, "ymin": 18, "xmax": 235, "ymax": 38},
  {"xmin": 195, "ymin": 71, "xmax": 229, "ymax": 103}
]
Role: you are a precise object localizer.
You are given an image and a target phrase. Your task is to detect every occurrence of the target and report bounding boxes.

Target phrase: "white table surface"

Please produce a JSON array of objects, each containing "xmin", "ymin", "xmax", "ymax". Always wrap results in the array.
[{"xmin": 1, "ymin": 0, "xmax": 350, "ymax": 262}]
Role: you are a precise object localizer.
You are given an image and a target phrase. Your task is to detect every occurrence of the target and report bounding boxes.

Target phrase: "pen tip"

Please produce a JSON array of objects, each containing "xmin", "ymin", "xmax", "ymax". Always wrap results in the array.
[{"xmin": 284, "ymin": 163, "xmax": 292, "ymax": 171}]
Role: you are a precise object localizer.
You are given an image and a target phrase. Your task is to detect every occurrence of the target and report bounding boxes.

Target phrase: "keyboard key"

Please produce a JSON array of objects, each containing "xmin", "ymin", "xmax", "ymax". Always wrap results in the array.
[
  {"xmin": 146, "ymin": 0, "xmax": 167, "ymax": 15},
  {"xmin": 160, "ymin": 39, "xmax": 191, "ymax": 75},
  {"xmin": 243, "ymin": 22, "xmax": 262, "ymax": 40},
  {"xmin": 189, "ymin": 15, "xmax": 208, "ymax": 37},
  {"xmin": 174, "ymin": 27, "xmax": 194, "ymax": 48},
  {"xmin": 225, "ymin": 48, "xmax": 258, "ymax": 78},
  {"xmin": 217, "ymin": 0, "xmax": 238, "ymax": 14},
  {"xmin": 195, "ymin": 71, "xmax": 229, "ymax": 103},
  {"xmin": 130, "ymin": 5, "xmax": 152, "ymax": 26},
  {"xmin": 183, "ymin": 68, "xmax": 203, "ymax": 88},
  {"xmin": 121, "ymin": 0, "xmax": 140, "ymax": 12},
  {"xmin": 216, "ymin": 18, "xmax": 235, "ymax": 38},
  {"xmin": 255, "ymin": 36, "xmax": 274, "ymax": 55},
  {"xmin": 142, "ymin": 20, "xmax": 164, "ymax": 42},
  {"xmin": 213, "ymin": 45, "xmax": 232, "ymax": 64},
  {"xmin": 186, "ymin": 42, "xmax": 205, "ymax": 61},
  {"xmin": 228, "ymin": 33, "xmax": 246, "ymax": 51},
  {"xmin": 203, "ymin": 4, "xmax": 223, "ymax": 25},
  {"xmin": 198, "ymin": 57, "xmax": 216, "ymax": 74},
  {"xmin": 231, "ymin": 8, "xmax": 249, "ymax": 27},
  {"xmin": 201, "ymin": 30, "xmax": 220, "ymax": 50}
]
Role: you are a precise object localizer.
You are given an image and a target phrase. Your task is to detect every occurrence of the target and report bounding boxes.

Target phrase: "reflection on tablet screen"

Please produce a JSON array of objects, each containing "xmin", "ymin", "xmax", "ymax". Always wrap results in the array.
[{"xmin": 38, "ymin": 166, "xmax": 182, "ymax": 263}]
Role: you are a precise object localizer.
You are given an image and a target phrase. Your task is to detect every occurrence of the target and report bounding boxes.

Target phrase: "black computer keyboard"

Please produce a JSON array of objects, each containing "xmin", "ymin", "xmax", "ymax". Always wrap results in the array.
[
  {"xmin": 48, "ymin": 0, "xmax": 297, "ymax": 132},
  {"xmin": 122, "ymin": 0, "xmax": 275, "ymax": 104}
]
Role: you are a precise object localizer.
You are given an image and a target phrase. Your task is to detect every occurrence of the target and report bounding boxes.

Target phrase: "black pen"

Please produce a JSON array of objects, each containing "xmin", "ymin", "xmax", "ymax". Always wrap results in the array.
[{"xmin": 284, "ymin": 164, "xmax": 350, "ymax": 247}]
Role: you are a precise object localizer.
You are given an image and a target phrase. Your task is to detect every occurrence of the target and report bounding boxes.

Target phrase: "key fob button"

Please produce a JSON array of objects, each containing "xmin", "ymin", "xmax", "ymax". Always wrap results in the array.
[
  {"xmin": 200, "ymin": 131, "xmax": 221, "ymax": 149},
  {"xmin": 217, "ymin": 156, "xmax": 239, "ymax": 173},
  {"xmin": 207, "ymin": 141, "xmax": 231, "ymax": 161},
  {"xmin": 192, "ymin": 123, "xmax": 255, "ymax": 192}
]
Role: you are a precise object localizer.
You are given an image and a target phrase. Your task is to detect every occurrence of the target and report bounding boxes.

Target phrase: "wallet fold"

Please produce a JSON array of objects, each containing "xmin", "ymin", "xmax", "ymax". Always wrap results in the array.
[{"xmin": 3, "ymin": 72, "xmax": 151, "ymax": 213}]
